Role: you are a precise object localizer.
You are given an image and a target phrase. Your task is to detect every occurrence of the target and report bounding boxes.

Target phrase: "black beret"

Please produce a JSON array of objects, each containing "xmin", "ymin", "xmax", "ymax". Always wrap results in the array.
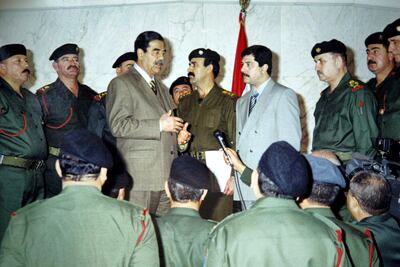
[
  {"xmin": 60, "ymin": 129, "xmax": 113, "ymax": 169},
  {"xmin": 49, "ymin": 43, "xmax": 79, "ymax": 61},
  {"xmin": 0, "ymin": 44, "xmax": 27, "ymax": 61},
  {"xmin": 311, "ymin": 39, "xmax": 347, "ymax": 58},
  {"xmin": 188, "ymin": 48, "xmax": 220, "ymax": 63},
  {"xmin": 383, "ymin": 18, "xmax": 400, "ymax": 39},
  {"xmin": 169, "ymin": 76, "xmax": 192, "ymax": 95},
  {"xmin": 112, "ymin": 52, "xmax": 137, "ymax": 68},
  {"xmin": 169, "ymin": 155, "xmax": 211, "ymax": 189},
  {"xmin": 258, "ymin": 141, "xmax": 310, "ymax": 197},
  {"xmin": 304, "ymin": 155, "xmax": 346, "ymax": 188},
  {"xmin": 365, "ymin": 32, "xmax": 389, "ymax": 47}
]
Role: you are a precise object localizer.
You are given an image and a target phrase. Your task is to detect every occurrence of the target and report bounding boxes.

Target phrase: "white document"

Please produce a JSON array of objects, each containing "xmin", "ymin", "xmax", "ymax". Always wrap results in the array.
[{"xmin": 205, "ymin": 150, "xmax": 231, "ymax": 192}]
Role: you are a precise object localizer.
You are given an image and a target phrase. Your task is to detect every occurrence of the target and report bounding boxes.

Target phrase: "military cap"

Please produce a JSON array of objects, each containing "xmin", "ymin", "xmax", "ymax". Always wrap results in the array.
[
  {"xmin": 169, "ymin": 76, "xmax": 192, "ymax": 95},
  {"xmin": 304, "ymin": 155, "xmax": 346, "ymax": 188},
  {"xmin": 311, "ymin": 39, "xmax": 347, "ymax": 58},
  {"xmin": 169, "ymin": 155, "xmax": 211, "ymax": 190},
  {"xmin": 49, "ymin": 43, "xmax": 79, "ymax": 61},
  {"xmin": 365, "ymin": 32, "xmax": 389, "ymax": 47},
  {"xmin": 258, "ymin": 141, "xmax": 310, "ymax": 197},
  {"xmin": 0, "ymin": 44, "xmax": 27, "ymax": 61},
  {"xmin": 60, "ymin": 129, "xmax": 113, "ymax": 169},
  {"xmin": 383, "ymin": 18, "xmax": 400, "ymax": 39},
  {"xmin": 188, "ymin": 48, "xmax": 220, "ymax": 62},
  {"xmin": 112, "ymin": 52, "xmax": 137, "ymax": 68}
]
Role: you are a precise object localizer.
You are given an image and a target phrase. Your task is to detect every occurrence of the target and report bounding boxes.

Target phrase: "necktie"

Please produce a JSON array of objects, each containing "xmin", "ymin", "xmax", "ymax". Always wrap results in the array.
[
  {"xmin": 149, "ymin": 80, "xmax": 157, "ymax": 95},
  {"xmin": 248, "ymin": 92, "xmax": 259, "ymax": 115}
]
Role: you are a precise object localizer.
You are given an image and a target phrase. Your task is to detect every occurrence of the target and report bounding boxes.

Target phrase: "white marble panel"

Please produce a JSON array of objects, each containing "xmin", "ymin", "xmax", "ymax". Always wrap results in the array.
[{"xmin": 0, "ymin": 2, "xmax": 399, "ymax": 152}]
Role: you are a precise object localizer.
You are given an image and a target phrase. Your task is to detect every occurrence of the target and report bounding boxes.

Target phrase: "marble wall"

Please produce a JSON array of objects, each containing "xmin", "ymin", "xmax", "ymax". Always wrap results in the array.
[{"xmin": 0, "ymin": 1, "xmax": 398, "ymax": 151}]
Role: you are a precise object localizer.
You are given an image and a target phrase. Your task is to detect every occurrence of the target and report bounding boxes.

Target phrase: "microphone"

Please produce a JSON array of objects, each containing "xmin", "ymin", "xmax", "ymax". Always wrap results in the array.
[{"xmin": 213, "ymin": 130, "xmax": 232, "ymax": 165}]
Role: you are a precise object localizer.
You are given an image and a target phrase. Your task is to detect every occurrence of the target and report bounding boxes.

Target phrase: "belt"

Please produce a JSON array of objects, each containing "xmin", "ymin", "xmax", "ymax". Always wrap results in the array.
[
  {"xmin": 49, "ymin": 146, "xmax": 60, "ymax": 157},
  {"xmin": 0, "ymin": 155, "xmax": 45, "ymax": 170},
  {"xmin": 189, "ymin": 151, "xmax": 207, "ymax": 162}
]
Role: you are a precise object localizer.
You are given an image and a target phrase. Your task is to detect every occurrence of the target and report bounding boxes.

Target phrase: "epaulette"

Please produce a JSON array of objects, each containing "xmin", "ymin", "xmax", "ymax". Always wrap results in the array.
[
  {"xmin": 93, "ymin": 91, "xmax": 107, "ymax": 102},
  {"xmin": 348, "ymin": 79, "xmax": 365, "ymax": 92},
  {"xmin": 222, "ymin": 89, "xmax": 237, "ymax": 98},
  {"xmin": 36, "ymin": 85, "xmax": 51, "ymax": 94}
]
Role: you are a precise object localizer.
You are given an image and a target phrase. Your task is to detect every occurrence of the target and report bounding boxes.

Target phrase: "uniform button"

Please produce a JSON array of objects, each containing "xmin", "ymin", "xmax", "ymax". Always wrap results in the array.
[
  {"xmin": 254, "ymin": 130, "xmax": 257, "ymax": 134},
  {"xmin": 170, "ymin": 133, "xmax": 173, "ymax": 136},
  {"xmin": 250, "ymin": 149, "xmax": 253, "ymax": 153},
  {"xmin": 170, "ymin": 151, "xmax": 174, "ymax": 155},
  {"xmin": 238, "ymin": 131, "xmax": 241, "ymax": 135}
]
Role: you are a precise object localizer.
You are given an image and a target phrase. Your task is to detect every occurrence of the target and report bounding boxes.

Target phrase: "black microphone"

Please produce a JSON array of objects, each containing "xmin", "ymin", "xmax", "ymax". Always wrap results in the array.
[{"xmin": 213, "ymin": 130, "xmax": 232, "ymax": 165}]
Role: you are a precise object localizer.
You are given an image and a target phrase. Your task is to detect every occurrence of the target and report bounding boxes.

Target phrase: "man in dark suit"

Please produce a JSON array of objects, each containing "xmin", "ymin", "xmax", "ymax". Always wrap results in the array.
[{"xmin": 107, "ymin": 31, "xmax": 184, "ymax": 216}]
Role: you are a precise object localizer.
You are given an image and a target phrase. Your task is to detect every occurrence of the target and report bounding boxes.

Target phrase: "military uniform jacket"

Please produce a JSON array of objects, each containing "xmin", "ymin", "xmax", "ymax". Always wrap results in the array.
[
  {"xmin": 356, "ymin": 213, "xmax": 400, "ymax": 266},
  {"xmin": 156, "ymin": 207, "xmax": 216, "ymax": 267},
  {"xmin": 0, "ymin": 186, "xmax": 159, "ymax": 267},
  {"xmin": 367, "ymin": 68, "xmax": 400, "ymax": 140},
  {"xmin": 204, "ymin": 198, "xmax": 349, "ymax": 267},
  {"xmin": 306, "ymin": 208, "xmax": 380, "ymax": 267},
  {"xmin": 107, "ymin": 67, "xmax": 177, "ymax": 191},
  {"xmin": 0, "ymin": 77, "xmax": 46, "ymax": 160},
  {"xmin": 36, "ymin": 78, "xmax": 97, "ymax": 148},
  {"xmin": 235, "ymin": 80, "xmax": 301, "ymax": 201},
  {"xmin": 313, "ymin": 72, "xmax": 378, "ymax": 158},
  {"xmin": 178, "ymin": 84, "xmax": 237, "ymax": 152}
]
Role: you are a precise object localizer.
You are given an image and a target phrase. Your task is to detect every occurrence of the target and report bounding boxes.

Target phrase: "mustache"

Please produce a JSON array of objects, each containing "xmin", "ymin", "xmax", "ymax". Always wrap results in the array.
[
  {"xmin": 241, "ymin": 73, "xmax": 249, "ymax": 77},
  {"xmin": 187, "ymin": 72, "xmax": 195, "ymax": 77},
  {"xmin": 22, "ymin": 69, "xmax": 30, "ymax": 74},
  {"xmin": 368, "ymin": 60, "xmax": 377, "ymax": 65},
  {"xmin": 317, "ymin": 71, "xmax": 322, "ymax": 76},
  {"xmin": 155, "ymin": 60, "xmax": 163, "ymax": 66},
  {"xmin": 67, "ymin": 65, "xmax": 79, "ymax": 70}
]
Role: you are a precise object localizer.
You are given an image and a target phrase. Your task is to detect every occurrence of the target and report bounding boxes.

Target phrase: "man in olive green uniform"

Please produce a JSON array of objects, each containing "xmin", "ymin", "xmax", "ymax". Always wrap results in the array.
[
  {"xmin": 365, "ymin": 32, "xmax": 399, "ymax": 141},
  {"xmin": 0, "ymin": 129, "xmax": 159, "ymax": 267},
  {"xmin": 311, "ymin": 39, "xmax": 378, "ymax": 162},
  {"xmin": 156, "ymin": 155, "xmax": 216, "ymax": 267},
  {"xmin": 204, "ymin": 141, "xmax": 349, "ymax": 267},
  {"xmin": 36, "ymin": 43, "xmax": 97, "ymax": 198},
  {"xmin": 0, "ymin": 44, "xmax": 47, "ymax": 243},
  {"xmin": 347, "ymin": 171, "xmax": 400, "ymax": 266},
  {"xmin": 300, "ymin": 155, "xmax": 380, "ymax": 267},
  {"xmin": 178, "ymin": 48, "xmax": 237, "ymax": 221}
]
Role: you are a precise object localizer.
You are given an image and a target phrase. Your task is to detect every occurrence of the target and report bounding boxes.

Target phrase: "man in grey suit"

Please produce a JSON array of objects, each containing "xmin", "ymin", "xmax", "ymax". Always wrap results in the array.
[
  {"xmin": 106, "ymin": 31, "xmax": 184, "ymax": 216},
  {"xmin": 231, "ymin": 45, "xmax": 301, "ymax": 210}
]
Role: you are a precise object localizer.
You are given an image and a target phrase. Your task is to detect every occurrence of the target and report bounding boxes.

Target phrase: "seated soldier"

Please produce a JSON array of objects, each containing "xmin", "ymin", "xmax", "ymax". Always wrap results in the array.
[
  {"xmin": 347, "ymin": 171, "xmax": 400, "ymax": 266},
  {"xmin": 0, "ymin": 129, "xmax": 159, "ymax": 267},
  {"xmin": 156, "ymin": 155, "xmax": 216, "ymax": 267},
  {"xmin": 300, "ymin": 155, "xmax": 379, "ymax": 267},
  {"xmin": 204, "ymin": 141, "xmax": 350, "ymax": 266}
]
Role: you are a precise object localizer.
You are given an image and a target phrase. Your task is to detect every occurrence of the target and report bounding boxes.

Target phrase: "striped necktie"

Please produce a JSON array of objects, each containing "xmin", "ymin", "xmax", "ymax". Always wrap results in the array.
[
  {"xmin": 149, "ymin": 80, "xmax": 157, "ymax": 95},
  {"xmin": 248, "ymin": 92, "xmax": 259, "ymax": 115}
]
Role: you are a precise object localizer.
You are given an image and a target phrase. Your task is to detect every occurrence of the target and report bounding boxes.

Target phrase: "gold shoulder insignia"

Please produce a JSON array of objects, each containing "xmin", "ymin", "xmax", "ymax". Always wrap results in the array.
[
  {"xmin": 222, "ymin": 89, "xmax": 237, "ymax": 98},
  {"xmin": 348, "ymin": 79, "xmax": 364, "ymax": 92},
  {"xmin": 36, "ymin": 85, "xmax": 51, "ymax": 94},
  {"xmin": 94, "ymin": 91, "xmax": 107, "ymax": 102}
]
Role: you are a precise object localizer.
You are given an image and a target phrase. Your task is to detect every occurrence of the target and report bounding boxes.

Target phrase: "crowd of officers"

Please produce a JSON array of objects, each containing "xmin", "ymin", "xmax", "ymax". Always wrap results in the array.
[{"xmin": 0, "ymin": 16, "xmax": 399, "ymax": 267}]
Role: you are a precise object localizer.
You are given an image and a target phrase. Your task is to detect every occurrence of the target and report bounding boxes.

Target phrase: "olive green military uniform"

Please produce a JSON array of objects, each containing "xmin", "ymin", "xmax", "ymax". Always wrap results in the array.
[
  {"xmin": 367, "ymin": 67, "xmax": 400, "ymax": 140},
  {"xmin": 36, "ymin": 79, "xmax": 97, "ymax": 197},
  {"xmin": 306, "ymin": 207, "xmax": 380, "ymax": 267},
  {"xmin": 178, "ymin": 85, "xmax": 237, "ymax": 221},
  {"xmin": 204, "ymin": 197, "xmax": 350, "ymax": 267},
  {"xmin": 0, "ymin": 77, "xmax": 47, "ymax": 243},
  {"xmin": 0, "ymin": 186, "xmax": 159, "ymax": 267},
  {"xmin": 156, "ymin": 207, "xmax": 216, "ymax": 267},
  {"xmin": 313, "ymin": 72, "xmax": 378, "ymax": 161},
  {"xmin": 355, "ymin": 213, "xmax": 400, "ymax": 266}
]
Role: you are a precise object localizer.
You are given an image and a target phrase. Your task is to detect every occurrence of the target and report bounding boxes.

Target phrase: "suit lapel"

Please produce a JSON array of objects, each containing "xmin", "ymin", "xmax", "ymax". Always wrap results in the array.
[
  {"xmin": 238, "ymin": 80, "xmax": 277, "ymax": 145},
  {"xmin": 130, "ymin": 68, "xmax": 166, "ymax": 114}
]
